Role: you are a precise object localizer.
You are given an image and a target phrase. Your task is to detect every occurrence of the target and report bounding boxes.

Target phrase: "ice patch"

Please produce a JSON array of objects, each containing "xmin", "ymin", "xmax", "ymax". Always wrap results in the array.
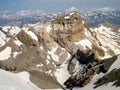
[{"xmin": 48, "ymin": 46, "xmax": 59, "ymax": 62}]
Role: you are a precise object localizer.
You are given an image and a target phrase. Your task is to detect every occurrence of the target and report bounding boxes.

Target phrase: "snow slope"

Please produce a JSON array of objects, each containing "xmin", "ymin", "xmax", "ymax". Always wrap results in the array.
[
  {"xmin": 0, "ymin": 47, "xmax": 11, "ymax": 60},
  {"xmin": 0, "ymin": 69, "xmax": 41, "ymax": 90},
  {"xmin": 73, "ymin": 73, "xmax": 120, "ymax": 90}
]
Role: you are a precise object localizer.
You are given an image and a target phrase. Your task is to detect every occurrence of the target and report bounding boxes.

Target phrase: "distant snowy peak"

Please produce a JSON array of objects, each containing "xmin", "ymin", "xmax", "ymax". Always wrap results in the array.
[
  {"xmin": 0, "ymin": 10, "xmax": 58, "ymax": 26},
  {"xmin": 79, "ymin": 7, "xmax": 120, "ymax": 26},
  {"xmin": 0, "ymin": 7, "xmax": 120, "ymax": 26},
  {"xmin": 98, "ymin": 7, "xmax": 115, "ymax": 12},
  {"xmin": 65, "ymin": 7, "xmax": 79, "ymax": 13}
]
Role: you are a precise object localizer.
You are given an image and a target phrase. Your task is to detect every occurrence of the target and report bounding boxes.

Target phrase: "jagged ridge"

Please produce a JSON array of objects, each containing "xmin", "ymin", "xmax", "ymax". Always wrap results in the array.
[{"xmin": 0, "ymin": 11, "xmax": 120, "ymax": 89}]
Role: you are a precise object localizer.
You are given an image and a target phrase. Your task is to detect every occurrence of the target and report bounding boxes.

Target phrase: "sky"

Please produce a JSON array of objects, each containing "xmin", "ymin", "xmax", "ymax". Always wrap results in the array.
[{"xmin": 0, "ymin": 0, "xmax": 120, "ymax": 12}]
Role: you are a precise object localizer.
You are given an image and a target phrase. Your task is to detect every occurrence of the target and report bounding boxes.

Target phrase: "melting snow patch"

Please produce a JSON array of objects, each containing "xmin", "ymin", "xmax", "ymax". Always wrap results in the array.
[
  {"xmin": 2, "ymin": 26, "xmax": 10, "ymax": 32},
  {"xmin": 24, "ymin": 30, "xmax": 38, "ymax": 41},
  {"xmin": 46, "ymin": 59, "xmax": 50, "ymax": 64},
  {"xmin": 94, "ymin": 25, "xmax": 114, "ymax": 38},
  {"xmin": 14, "ymin": 39, "xmax": 23, "ymax": 46},
  {"xmin": 0, "ymin": 31, "xmax": 6, "ymax": 47},
  {"xmin": 75, "ymin": 39, "xmax": 92, "ymax": 49},
  {"xmin": 0, "ymin": 31, "xmax": 6, "ymax": 40},
  {"xmin": 40, "ymin": 46, "xmax": 43, "ymax": 50},
  {"xmin": 66, "ymin": 53, "xmax": 71, "ymax": 60},
  {"xmin": 46, "ymin": 70, "xmax": 52, "ymax": 74},
  {"xmin": 119, "ymin": 29, "xmax": 120, "ymax": 32},
  {"xmin": 13, "ymin": 51, "xmax": 22, "ymax": 58},
  {"xmin": 36, "ymin": 64, "xmax": 43, "ymax": 67},
  {"xmin": 82, "ymin": 21, "xmax": 85, "ymax": 24},
  {"xmin": 64, "ymin": 16, "xmax": 70, "ymax": 19},
  {"xmin": 48, "ymin": 46, "xmax": 59, "ymax": 62},
  {"xmin": 47, "ymin": 55, "xmax": 51, "ymax": 60},
  {"xmin": 46, "ymin": 25, "xmax": 52, "ymax": 32},
  {"xmin": 0, "ymin": 47, "xmax": 11, "ymax": 60},
  {"xmin": 69, "ymin": 12, "xmax": 75, "ymax": 16},
  {"xmin": 2, "ymin": 26, "xmax": 21, "ymax": 36},
  {"xmin": 0, "ymin": 37, "xmax": 5, "ymax": 47},
  {"xmin": 55, "ymin": 63, "xmax": 70, "ymax": 85},
  {"xmin": 9, "ymin": 26, "xmax": 21, "ymax": 36}
]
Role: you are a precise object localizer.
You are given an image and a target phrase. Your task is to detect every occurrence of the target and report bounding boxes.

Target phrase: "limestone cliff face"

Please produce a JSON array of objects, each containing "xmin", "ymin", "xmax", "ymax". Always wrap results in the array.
[
  {"xmin": 17, "ymin": 30, "xmax": 37, "ymax": 47},
  {"xmin": 52, "ymin": 11, "xmax": 84, "ymax": 42},
  {"xmin": 0, "ymin": 11, "xmax": 120, "ymax": 89}
]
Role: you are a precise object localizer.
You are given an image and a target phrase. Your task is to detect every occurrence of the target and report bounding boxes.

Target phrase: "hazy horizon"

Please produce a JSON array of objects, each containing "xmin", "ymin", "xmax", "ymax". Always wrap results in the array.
[{"xmin": 0, "ymin": 0, "xmax": 120, "ymax": 12}]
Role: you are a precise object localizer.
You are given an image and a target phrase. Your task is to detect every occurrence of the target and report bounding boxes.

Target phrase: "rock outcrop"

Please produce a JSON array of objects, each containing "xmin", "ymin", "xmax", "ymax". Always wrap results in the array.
[{"xmin": 64, "ymin": 55, "xmax": 118, "ymax": 89}]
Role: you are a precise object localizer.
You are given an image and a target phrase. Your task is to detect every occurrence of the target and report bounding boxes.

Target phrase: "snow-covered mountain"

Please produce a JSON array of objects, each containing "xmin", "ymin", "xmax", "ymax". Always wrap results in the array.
[
  {"xmin": 79, "ymin": 7, "xmax": 120, "ymax": 26},
  {"xmin": 0, "ymin": 10, "xmax": 57, "ymax": 27},
  {"xmin": 0, "ymin": 7, "xmax": 120, "ymax": 26},
  {"xmin": 0, "ymin": 11, "xmax": 120, "ymax": 90}
]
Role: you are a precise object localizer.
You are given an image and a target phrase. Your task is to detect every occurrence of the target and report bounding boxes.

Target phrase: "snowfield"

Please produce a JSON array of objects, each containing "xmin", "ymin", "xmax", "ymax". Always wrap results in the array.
[
  {"xmin": 108, "ymin": 55, "xmax": 120, "ymax": 73},
  {"xmin": 0, "ymin": 47, "xmax": 11, "ymax": 60},
  {"xmin": 0, "ymin": 69, "xmax": 41, "ymax": 90}
]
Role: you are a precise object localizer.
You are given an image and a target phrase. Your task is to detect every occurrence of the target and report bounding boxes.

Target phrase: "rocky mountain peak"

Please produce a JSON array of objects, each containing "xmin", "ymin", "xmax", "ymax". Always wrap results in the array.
[{"xmin": 0, "ymin": 11, "xmax": 120, "ymax": 90}]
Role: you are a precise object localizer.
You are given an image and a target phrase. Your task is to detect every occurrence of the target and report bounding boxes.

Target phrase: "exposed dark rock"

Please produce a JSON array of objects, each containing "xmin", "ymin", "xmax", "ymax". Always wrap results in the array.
[
  {"xmin": 68, "ymin": 49, "xmax": 96, "ymax": 74},
  {"xmin": 29, "ymin": 70, "xmax": 62, "ymax": 89},
  {"xmin": 68, "ymin": 55, "xmax": 77, "ymax": 74},
  {"xmin": 94, "ymin": 68, "xmax": 120, "ymax": 88},
  {"xmin": 76, "ymin": 49, "xmax": 96, "ymax": 64},
  {"xmin": 17, "ymin": 30, "xmax": 37, "ymax": 47},
  {"xmin": 98, "ymin": 56, "xmax": 117, "ymax": 73},
  {"xmin": 64, "ymin": 55, "xmax": 118, "ymax": 89}
]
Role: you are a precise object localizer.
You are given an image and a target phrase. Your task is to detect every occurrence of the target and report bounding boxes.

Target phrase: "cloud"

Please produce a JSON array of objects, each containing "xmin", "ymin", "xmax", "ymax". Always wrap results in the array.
[{"xmin": 65, "ymin": 7, "xmax": 78, "ymax": 13}]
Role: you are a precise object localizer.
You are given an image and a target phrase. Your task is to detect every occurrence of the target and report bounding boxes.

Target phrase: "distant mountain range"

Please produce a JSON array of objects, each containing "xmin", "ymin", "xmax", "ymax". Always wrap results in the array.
[
  {"xmin": 79, "ymin": 7, "xmax": 120, "ymax": 26},
  {"xmin": 0, "ymin": 7, "xmax": 120, "ymax": 26},
  {"xmin": 0, "ymin": 10, "xmax": 57, "ymax": 27}
]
